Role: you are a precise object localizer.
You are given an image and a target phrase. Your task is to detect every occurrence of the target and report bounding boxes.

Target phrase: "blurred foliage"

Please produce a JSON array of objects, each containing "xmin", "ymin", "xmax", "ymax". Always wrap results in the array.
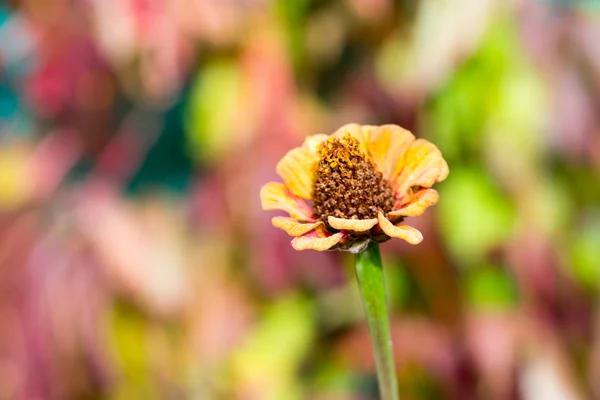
[
  {"xmin": 569, "ymin": 210, "xmax": 600, "ymax": 290},
  {"xmin": 438, "ymin": 167, "xmax": 515, "ymax": 265},
  {"xmin": 466, "ymin": 266, "xmax": 518, "ymax": 311},
  {"xmin": 1, "ymin": 0, "xmax": 600, "ymax": 399},
  {"xmin": 186, "ymin": 59, "xmax": 245, "ymax": 163}
]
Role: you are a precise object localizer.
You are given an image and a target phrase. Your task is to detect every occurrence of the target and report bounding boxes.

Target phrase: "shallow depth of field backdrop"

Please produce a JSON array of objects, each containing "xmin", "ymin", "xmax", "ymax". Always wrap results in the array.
[{"xmin": 1, "ymin": 0, "xmax": 600, "ymax": 399}]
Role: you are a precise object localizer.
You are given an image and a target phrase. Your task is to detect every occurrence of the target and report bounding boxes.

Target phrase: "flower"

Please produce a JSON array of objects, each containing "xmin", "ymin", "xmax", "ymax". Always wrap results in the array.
[{"xmin": 260, "ymin": 124, "xmax": 449, "ymax": 252}]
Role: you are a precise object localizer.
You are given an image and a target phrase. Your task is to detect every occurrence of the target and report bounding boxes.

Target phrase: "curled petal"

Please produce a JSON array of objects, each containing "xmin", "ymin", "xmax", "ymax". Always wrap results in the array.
[
  {"xmin": 260, "ymin": 182, "xmax": 315, "ymax": 221},
  {"xmin": 362, "ymin": 125, "xmax": 415, "ymax": 181},
  {"xmin": 394, "ymin": 139, "xmax": 449, "ymax": 196},
  {"xmin": 389, "ymin": 188, "xmax": 440, "ymax": 219},
  {"xmin": 291, "ymin": 230, "xmax": 345, "ymax": 251},
  {"xmin": 272, "ymin": 217, "xmax": 324, "ymax": 237},
  {"xmin": 328, "ymin": 216, "xmax": 377, "ymax": 232},
  {"xmin": 377, "ymin": 212, "xmax": 423, "ymax": 245},
  {"xmin": 438, "ymin": 156, "xmax": 450, "ymax": 181}
]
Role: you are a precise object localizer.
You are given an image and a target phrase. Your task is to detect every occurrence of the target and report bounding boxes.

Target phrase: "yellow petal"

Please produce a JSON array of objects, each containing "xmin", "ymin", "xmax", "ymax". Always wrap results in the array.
[
  {"xmin": 377, "ymin": 212, "xmax": 423, "ymax": 245},
  {"xmin": 260, "ymin": 182, "xmax": 315, "ymax": 221},
  {"xmin": 275, "ymin": 148, "xmax": 318, "ymax": 200},
  {"xmin": 361, "ymin": 124, "xmax": 415, "ymax": 181},
  {"xmin": 327, "ymin": 216, "xmax": 377, "ymax": 232},
  {"xmin": 291, "ymin": 230, "xmax": 345, "ymax": 251},
  {"xmin": 393, "ymin": 139, "xmax": 449, "ymax": 196},
  {"xmin": 389, "ymin": 188, "xmax": 439, "ymax": 218},
  {"xmin": 303, "ymin": 134, "xmax": 329, "ymax": 152},
  {"xmin": 275, "ymin": 134, "xmax": 328, "ymax": 199},
  {"xmin": 272, "ymin": 217, "xmax": 324, "ymax": 237}
]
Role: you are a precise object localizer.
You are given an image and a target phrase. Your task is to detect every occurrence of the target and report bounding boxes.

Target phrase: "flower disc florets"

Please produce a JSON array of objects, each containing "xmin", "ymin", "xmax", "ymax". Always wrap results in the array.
[{"xmin": 313, "ymin": 135, "xmax": 395, "ymax": 225}]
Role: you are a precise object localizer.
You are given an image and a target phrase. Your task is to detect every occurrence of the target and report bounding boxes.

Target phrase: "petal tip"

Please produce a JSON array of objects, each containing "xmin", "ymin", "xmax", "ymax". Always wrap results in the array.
[
  {"xmin": 291, "ymin": 231, "xmax": 344, "ymax": 251},
  {"xmin": 390, "ymin": 188, "xmax": 440, "ymax": 218},
  {"xmin": 272, "ymin": 216, "xmax": 323, "ymax": 237},
  {"xmin": 260, "ymin": 182, "xmax": 315, "ymax": 221},
  {"xmin": 377, "ymin": 211, "xmax": 424, "ymax": 245},
  {"xmin": 327, "ymin": 216, "xmax": 378, "ymax": 232}
]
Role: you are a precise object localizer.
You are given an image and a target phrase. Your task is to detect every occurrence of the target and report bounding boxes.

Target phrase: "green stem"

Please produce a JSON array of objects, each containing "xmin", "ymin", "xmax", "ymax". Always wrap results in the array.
[{"xmin": 355, "ymin": 241, "xmax": 399, "ymax": 400}]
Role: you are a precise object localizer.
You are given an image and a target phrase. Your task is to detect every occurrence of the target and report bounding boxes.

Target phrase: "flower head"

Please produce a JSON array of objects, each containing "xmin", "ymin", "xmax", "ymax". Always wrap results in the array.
[{"xmin": 260, "ymin": 124, "xmax": 449, "ymax": 252}]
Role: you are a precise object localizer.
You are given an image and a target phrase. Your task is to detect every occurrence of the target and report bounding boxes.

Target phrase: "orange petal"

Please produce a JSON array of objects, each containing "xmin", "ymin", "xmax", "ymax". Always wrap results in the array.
[
  {"xmin": 260, "ymin": 182, "xmax": 315, "ymax": 221},
  {"xmin": 291, "ymin": 230, "xmax": 345, "ymax": 251},
  {"xmin": 389, "ymin": 188, "xmax": 439, "ymax": 218},
  {"xmin": 327, "ymin": 216, "xmax": 378, "ymax": 232},
  {"xmin": 377, "ymin": 212, "xmax": 423, "ymax": 245},
  {"xmin": 275, "ymin": 134, "xmax": 328, "ymax": 199},
  {"xmin": 362, "ymin": 125, "xmax": 415, "ymax": 181},
  {"xmin": 393, "ymin": 139, "xmax": 449, "ymax": 196},
  {"xmin": 275, "ymin": 148, "xmax": 318, "ymax": 200},
  {"xmin": 272, "ymin": 217, "xmax": 324, "ymax": 237}
]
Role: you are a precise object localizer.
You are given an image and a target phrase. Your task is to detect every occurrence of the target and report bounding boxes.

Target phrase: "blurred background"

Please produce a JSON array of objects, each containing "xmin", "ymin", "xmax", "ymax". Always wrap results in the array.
[{"xmin": 1, "ymin": 0, "xmax": 600, "ymax": 399}]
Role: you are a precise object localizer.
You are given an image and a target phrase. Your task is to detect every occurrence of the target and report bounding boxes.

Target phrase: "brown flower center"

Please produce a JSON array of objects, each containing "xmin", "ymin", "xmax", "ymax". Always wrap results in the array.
[{"xmin": 312, "ymin": 135, "xmax": 395, "ymax": 223}]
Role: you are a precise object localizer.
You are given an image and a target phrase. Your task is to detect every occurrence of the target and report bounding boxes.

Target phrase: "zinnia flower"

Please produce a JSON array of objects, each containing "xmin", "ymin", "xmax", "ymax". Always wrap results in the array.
[{"xmin": 260, "ymin": 124, "xmax": 449, "ymax": 253}]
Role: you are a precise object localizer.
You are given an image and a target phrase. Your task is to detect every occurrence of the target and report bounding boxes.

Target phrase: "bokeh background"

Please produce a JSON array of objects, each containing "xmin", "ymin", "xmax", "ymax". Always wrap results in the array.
[{"xmin": 1, "ymin": 0, "xmax": 600, "ymax": 399}]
